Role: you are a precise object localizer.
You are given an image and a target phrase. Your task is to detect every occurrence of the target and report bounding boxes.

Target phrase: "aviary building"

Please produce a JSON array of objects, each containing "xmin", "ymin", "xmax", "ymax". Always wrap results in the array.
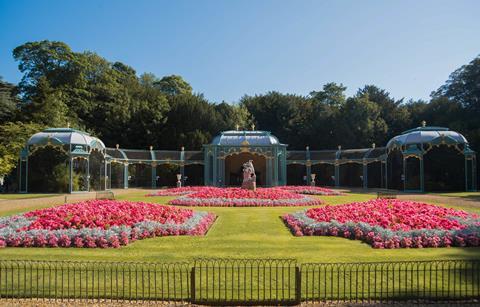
[{"xmin": 18, "ymin": 124, "xmax": 477, "ymax": 193}]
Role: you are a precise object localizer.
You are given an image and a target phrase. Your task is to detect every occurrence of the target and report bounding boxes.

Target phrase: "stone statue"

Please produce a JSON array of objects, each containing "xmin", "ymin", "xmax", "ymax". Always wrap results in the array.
[{"xmin": 241, "ymin": 160, "xmax": 256, "ymax": 191}]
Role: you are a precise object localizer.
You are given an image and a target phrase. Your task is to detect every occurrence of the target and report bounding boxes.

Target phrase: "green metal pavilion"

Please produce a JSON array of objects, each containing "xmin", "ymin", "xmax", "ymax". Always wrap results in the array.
[{"xmin": 19, "ymin": 124, "xmax": 477, "ymax": 193}]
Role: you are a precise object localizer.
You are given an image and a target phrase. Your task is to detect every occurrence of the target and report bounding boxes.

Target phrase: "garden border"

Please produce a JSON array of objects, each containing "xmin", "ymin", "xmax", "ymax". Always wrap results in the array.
[{"xmin": 0, "ymin": 258, "xmax": 478, "ymax": 305}]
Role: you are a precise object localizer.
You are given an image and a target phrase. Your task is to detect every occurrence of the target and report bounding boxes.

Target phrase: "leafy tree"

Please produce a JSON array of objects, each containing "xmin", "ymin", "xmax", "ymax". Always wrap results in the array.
[
  {"xmin": 22, "ymin": 77, "xmax": 70, "ymax": 127},
  {"xmin": 310, "ymin": 82, "xmax": 347, "ymax": 107},
  {"xmin": 356, "ymin": 85, "xmax": 410, "ymax": 143},
  {"xmin": 159, "ymin": 93, "xmax": 222, "ymax": 149},
  {"xmin": 154, "ymin": 75, "xmax": 192, "ymax": 96},
  {"xmin": 0, "ymin": 77, "xmax": 17, "ymax": 122},
  {"xmin": 0, "ymin": 122, "xmax": 44, "ymax": 177},
  {"xmin": 335, "ymin": 94, "xmax": 387, "ymax": 148},
  {"xmin": 433, "ymin": 55, "xmax": 480, "ymax": 112}
]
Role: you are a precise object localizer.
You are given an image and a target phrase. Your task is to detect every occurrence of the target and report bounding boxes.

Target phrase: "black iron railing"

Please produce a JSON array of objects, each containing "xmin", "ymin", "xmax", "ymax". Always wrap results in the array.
[{"xmin": 0, "ymin": 259, "xmax": 478, "ymax": 305}]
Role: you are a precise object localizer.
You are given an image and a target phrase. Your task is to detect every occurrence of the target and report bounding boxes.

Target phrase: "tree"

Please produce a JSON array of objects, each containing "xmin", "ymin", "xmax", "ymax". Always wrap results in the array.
[
  {"xmin": 335, "ymin": 94, "xmax": 387, "ymax": 148},
  {"xmin": 241, "ymin": 92, "xmax": 311, "ymax": 148},
  {"xmin": 0, "ymin": 122, "xmax": 44, "ymax": 177},
  {"xmin": 433, "ymin": 55, "xmax": 480, "ymax": 112},
  {"xmin": 310, "ymin": 82, "xmax": 347, "ymax": 107},
  {"xmin": 22, "ymin": 77, "xmax": 70, "ymax": 127},
  {"xmin": 356, "ymin": 85, "xmax": 410, "ymax": 144},
  {"xmin": 154, "ymin": 75, "xmax": 192, "ymax": 96},
  {"xmin": 0, "ymin": 77, "xmax": 17, "ymax": 122},
  {"xmin": 13, "ymin": 40, "xmax": 74, "ymax": 101}
]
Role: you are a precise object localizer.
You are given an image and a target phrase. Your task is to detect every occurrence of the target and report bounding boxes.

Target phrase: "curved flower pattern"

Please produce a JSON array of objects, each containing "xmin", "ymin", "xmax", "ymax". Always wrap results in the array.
[
  {"xmin": 283, "ymin": 199, "xmax": 480, "ymax": 248},
  {"xmin": 278, "ymin": 186, "xmax": 341, "ymax": 196},
  {"xmin": 0, "ymin": 200, "xmax": 216, "ymax": 248},
  {"xmin": 168, "ymin": 187, "xmax": 323, "ymax": 207}
]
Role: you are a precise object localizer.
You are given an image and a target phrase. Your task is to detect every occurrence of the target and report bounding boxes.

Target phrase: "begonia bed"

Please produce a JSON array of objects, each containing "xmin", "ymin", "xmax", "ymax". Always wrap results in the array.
[
  {"xmin": 278, "ymin": 186, "xmax": 341, "ymax": 195},
  {"xmin": 0, "ymin": 200, "xmax": 216, "ymax": 248},
  {"xmin": 283, "ymin": 199, "xmax": 480, "ymax": 248},
  {"xmin": 168, "ymin": 187, "xmax": 323, "ymax": 207}
]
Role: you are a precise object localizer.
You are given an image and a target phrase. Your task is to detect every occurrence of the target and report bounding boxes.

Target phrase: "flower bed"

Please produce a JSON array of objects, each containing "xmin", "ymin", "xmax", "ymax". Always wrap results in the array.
[
  {"xmin": 169, "ymin": 187, "xmax": 323, "ymax": 207},
  {"xmin": 147, "ymin": 186, "xmax": 208, "ymax": 196},
  {"xmin": 283, "ymin": 199, "xmax": 480, "ymax": 248},
  {"xmin": 0, "ymin": 200, "xmax": 216, "ymax": 248},
  {"xmin": 278, "ymin": 186, "xmax": 340, "ymax": 196}
]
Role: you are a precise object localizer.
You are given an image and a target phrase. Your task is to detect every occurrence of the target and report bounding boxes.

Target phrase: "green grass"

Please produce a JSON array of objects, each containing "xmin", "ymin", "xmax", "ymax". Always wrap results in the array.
[
  {"xmin": 0, "ymin": 191, "xmax": 478, "ymax": 263},
  {"xmin": 433, "ymin": 191, "xmax": 480, "ymax": 200},
  {"xmin": 0, "ymin": 193, "xmax": 58, "ymax": 200}
]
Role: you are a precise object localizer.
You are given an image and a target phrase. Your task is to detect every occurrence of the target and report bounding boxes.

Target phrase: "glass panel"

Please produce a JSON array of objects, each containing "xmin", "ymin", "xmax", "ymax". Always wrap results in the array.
[
  {"xmin": 20, "ymin": 160, "xmax": 27, "ymax": 192},
  {"xmin": 287, "ymin": 164, "xmax": 306, "ymax": 185},
  {"xmin": 311, "ymin": 163, "xmax": 335, "ymax": 186},
  {"xmin": 128, "ymin": 163, "xmax": 153, "ymax": 188},
  {"xmin": 339, "ymin": 163, "xmax": 363, "ymax": 187},
  {"xmin": 466, "ymin": 159, "xmax": 473, "ymax": 191},
  {"xmin": 184, "ymin": 164, "xmax": 204, "ymax": 186},
  {"xmin": 90, "ymin": 150, "xmax": 106, "ymax": 191},
  {"xmin": 405, "ymin": 157, "xmax": 421, "ymax": 191},
  {"xmin": 106, "ymin": 162, "xmax": 111, "ymax": 190},
  {"xmin": 367, "ymin": 161, "xmax": 382, "ymax": 188},
  {"xmin": 72, "ymin": 158, "xmax": 88, "ymax": 192},
  {"xmin": 156, "ymin": 163, "xmax": 179, "ymax": 187},
  {"xmin": 28, "ymin": 147, "xmax": 69, "ymax": 193},
  {"xmin": 110, "ymin": 162, "xmax": 125, "ymax": 189}
]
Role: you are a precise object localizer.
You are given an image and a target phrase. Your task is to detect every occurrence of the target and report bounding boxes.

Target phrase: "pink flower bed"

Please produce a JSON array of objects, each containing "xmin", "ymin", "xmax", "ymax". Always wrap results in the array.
[
  {"xmin": 283, "ymin": 199, "xmax": 480, "ymax": 248},
  {"xmin": 0, "ymin": 200, "xmax": 216, "ymax": 248},
  {"xmin": 168, "ymin": 187, "xmax": 323, "ymax": 207},
  {"xmin": 278, "ymin": 186, "xmax": 341, "ymax": 196},
  {"xmin": 147, "ymin": 186, "xmax": 207, "ymax": 196}
]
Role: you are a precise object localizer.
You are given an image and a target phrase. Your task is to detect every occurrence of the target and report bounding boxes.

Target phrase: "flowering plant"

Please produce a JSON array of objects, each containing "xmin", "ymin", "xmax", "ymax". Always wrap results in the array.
[
  {"xmin": 278, "ymin": 186, "xmax": 341, "ymax": 196},
  {"xmin": 168, "ymin": 187, "xmax": 323, "ymax": 207},
  {"xmin": 0, "ymin": 200, "xmax": 216, "ymax": 248},
  {"xmin": 283, "ymin": 199, "xmax": 480, "ymax": 248},
  {"xmin": 147, "ymin": 186, "xmax": 322, "ymax": 207},
  {"xmin": 146, "ymin": 186, "xmax": 207, "ymax": 196}
]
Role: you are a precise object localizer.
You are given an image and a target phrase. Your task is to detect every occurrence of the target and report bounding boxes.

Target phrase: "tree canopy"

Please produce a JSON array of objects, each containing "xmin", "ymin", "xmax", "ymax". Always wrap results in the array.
[{"xmin": 1, "ymin": 40, "xmax": 479, "ymax": 179}]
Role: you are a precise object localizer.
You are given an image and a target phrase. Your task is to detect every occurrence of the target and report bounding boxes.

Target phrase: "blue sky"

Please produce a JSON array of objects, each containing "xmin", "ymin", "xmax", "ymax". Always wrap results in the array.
[{"xmin": 1, "ymin": 0, "xmax": 479, "ymax": 103}]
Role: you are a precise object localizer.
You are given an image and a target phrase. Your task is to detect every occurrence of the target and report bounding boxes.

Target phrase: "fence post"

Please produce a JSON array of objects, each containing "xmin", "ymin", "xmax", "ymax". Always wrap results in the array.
[
  {"xmin": 190, "ymin": 267, "xmax": 195, "ymax": 303},
  {"xmin": 295, "ymin": 266, "xmax": 301, "ymax": 304}
]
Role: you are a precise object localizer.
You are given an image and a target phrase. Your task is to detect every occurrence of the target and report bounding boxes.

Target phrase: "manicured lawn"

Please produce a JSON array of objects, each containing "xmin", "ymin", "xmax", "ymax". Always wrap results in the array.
[
  {"xmin": 0, "ymin": 193, "xmax": 58, "ymax": 200},
  {"xmin": 0, "ymin": 191, "xmax": 478, "ymax": 263},
  {"xmin": 434, "ymin": 191, "xmax": 480, "ymax": 200}
]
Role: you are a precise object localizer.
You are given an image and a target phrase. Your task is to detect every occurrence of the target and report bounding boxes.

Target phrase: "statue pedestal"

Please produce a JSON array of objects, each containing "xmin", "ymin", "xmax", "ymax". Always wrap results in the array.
[{"xmin": 242, "ymin": 181, "xmax": 256, "ymax": 191}]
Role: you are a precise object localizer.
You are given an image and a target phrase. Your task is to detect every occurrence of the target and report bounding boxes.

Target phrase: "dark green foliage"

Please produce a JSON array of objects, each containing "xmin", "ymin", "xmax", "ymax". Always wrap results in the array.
[{"xmin": 2, "ymin": 40, "xmax": 480, "ymax": 160}]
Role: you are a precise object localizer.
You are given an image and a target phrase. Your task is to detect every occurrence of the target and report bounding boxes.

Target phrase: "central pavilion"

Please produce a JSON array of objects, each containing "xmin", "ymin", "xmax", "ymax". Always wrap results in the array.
[{"xmin": 203, "ymin": 130, "xmax": 287, "ymax": 187}]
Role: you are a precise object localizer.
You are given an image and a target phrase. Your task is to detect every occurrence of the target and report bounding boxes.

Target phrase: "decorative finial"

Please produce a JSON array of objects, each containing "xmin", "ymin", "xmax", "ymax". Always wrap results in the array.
[
  {"xmin": 338, "ymin": 145, "xmax": 342, "ymax": 150},
  {"xmin": 181, "ymin": 146, "xmax": 185, "ymax": 151},
  {"xmin": 372, "ymin": 143, "xmax": 376, "ymax": 148},
  {"xmin": 421, "ymin": 120, "xmax": 426, "ymax": 127},
  {"xmin": 306, "ymin": 146, "xmax": 310, "ymax": 150},
  {"xmin": 149, "ymin": 145, "xmax": 153, "ymax": 151},
  {"xmin": 236, "ymin": 124, "xmax": 240, "ymax": 131},
  {"xmin": 251, "ymin": 123, "xmax": 255, "ymax": 131},
  {"xmin": 116, "ymin": 144, "xmax": 119, "ymax": 149}
]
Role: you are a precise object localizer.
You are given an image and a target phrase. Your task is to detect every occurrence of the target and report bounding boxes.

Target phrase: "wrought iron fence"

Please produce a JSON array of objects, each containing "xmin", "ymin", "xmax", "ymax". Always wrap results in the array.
[
  {"xmin": 0, "ymin": 259, "xmax": 478, "ymax": 305},
  {"xmin": 192, "ymin": 258, "xmax": 298, "ymax": 305},
  {"xmin": 301, "ymin": 260, "xmax": 480, "ymax": 304},
  {"xmin": 0, "ymin": 260, "xmax": 190, "ymax": 302}
]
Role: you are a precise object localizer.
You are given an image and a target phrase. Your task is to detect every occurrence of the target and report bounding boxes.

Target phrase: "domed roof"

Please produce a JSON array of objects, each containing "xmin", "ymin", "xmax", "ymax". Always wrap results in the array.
[
  {"xmin": 210, "ymin": 130, "xmax": 284, "ymax": 146},
  {"xmin": 27, "ymin": 128, "xmax": 106, "ymax": 151},
  {"xmin": 386, "ymin": 126, "xmax": 468, "ymax": 149}
]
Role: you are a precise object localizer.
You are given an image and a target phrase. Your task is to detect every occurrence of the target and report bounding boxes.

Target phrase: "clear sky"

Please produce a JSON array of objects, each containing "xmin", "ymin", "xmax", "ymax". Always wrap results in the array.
[{"xmin": 1, "ymin": 0, "xmax": 479, "ymax": 103}]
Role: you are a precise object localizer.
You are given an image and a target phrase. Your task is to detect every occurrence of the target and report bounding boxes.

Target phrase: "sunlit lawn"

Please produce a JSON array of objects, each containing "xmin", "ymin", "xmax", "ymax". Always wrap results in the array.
[
  {"xmin": 0, "ymin": 190, "xmax": 478, "ymax": 263},
  {"xmin": 0, "ymin": 193, "xmax": 58, "ymax": 200}
]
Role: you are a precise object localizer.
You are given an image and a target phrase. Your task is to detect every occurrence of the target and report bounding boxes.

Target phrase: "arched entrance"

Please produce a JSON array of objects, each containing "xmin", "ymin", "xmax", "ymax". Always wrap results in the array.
[
  {"xmin": 424, "ymin": 145, "xmax": 465, "ymax": 191},
  {"xmin": 225, "ymin": 153, "xmax": 266, "ymax": 186}
]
